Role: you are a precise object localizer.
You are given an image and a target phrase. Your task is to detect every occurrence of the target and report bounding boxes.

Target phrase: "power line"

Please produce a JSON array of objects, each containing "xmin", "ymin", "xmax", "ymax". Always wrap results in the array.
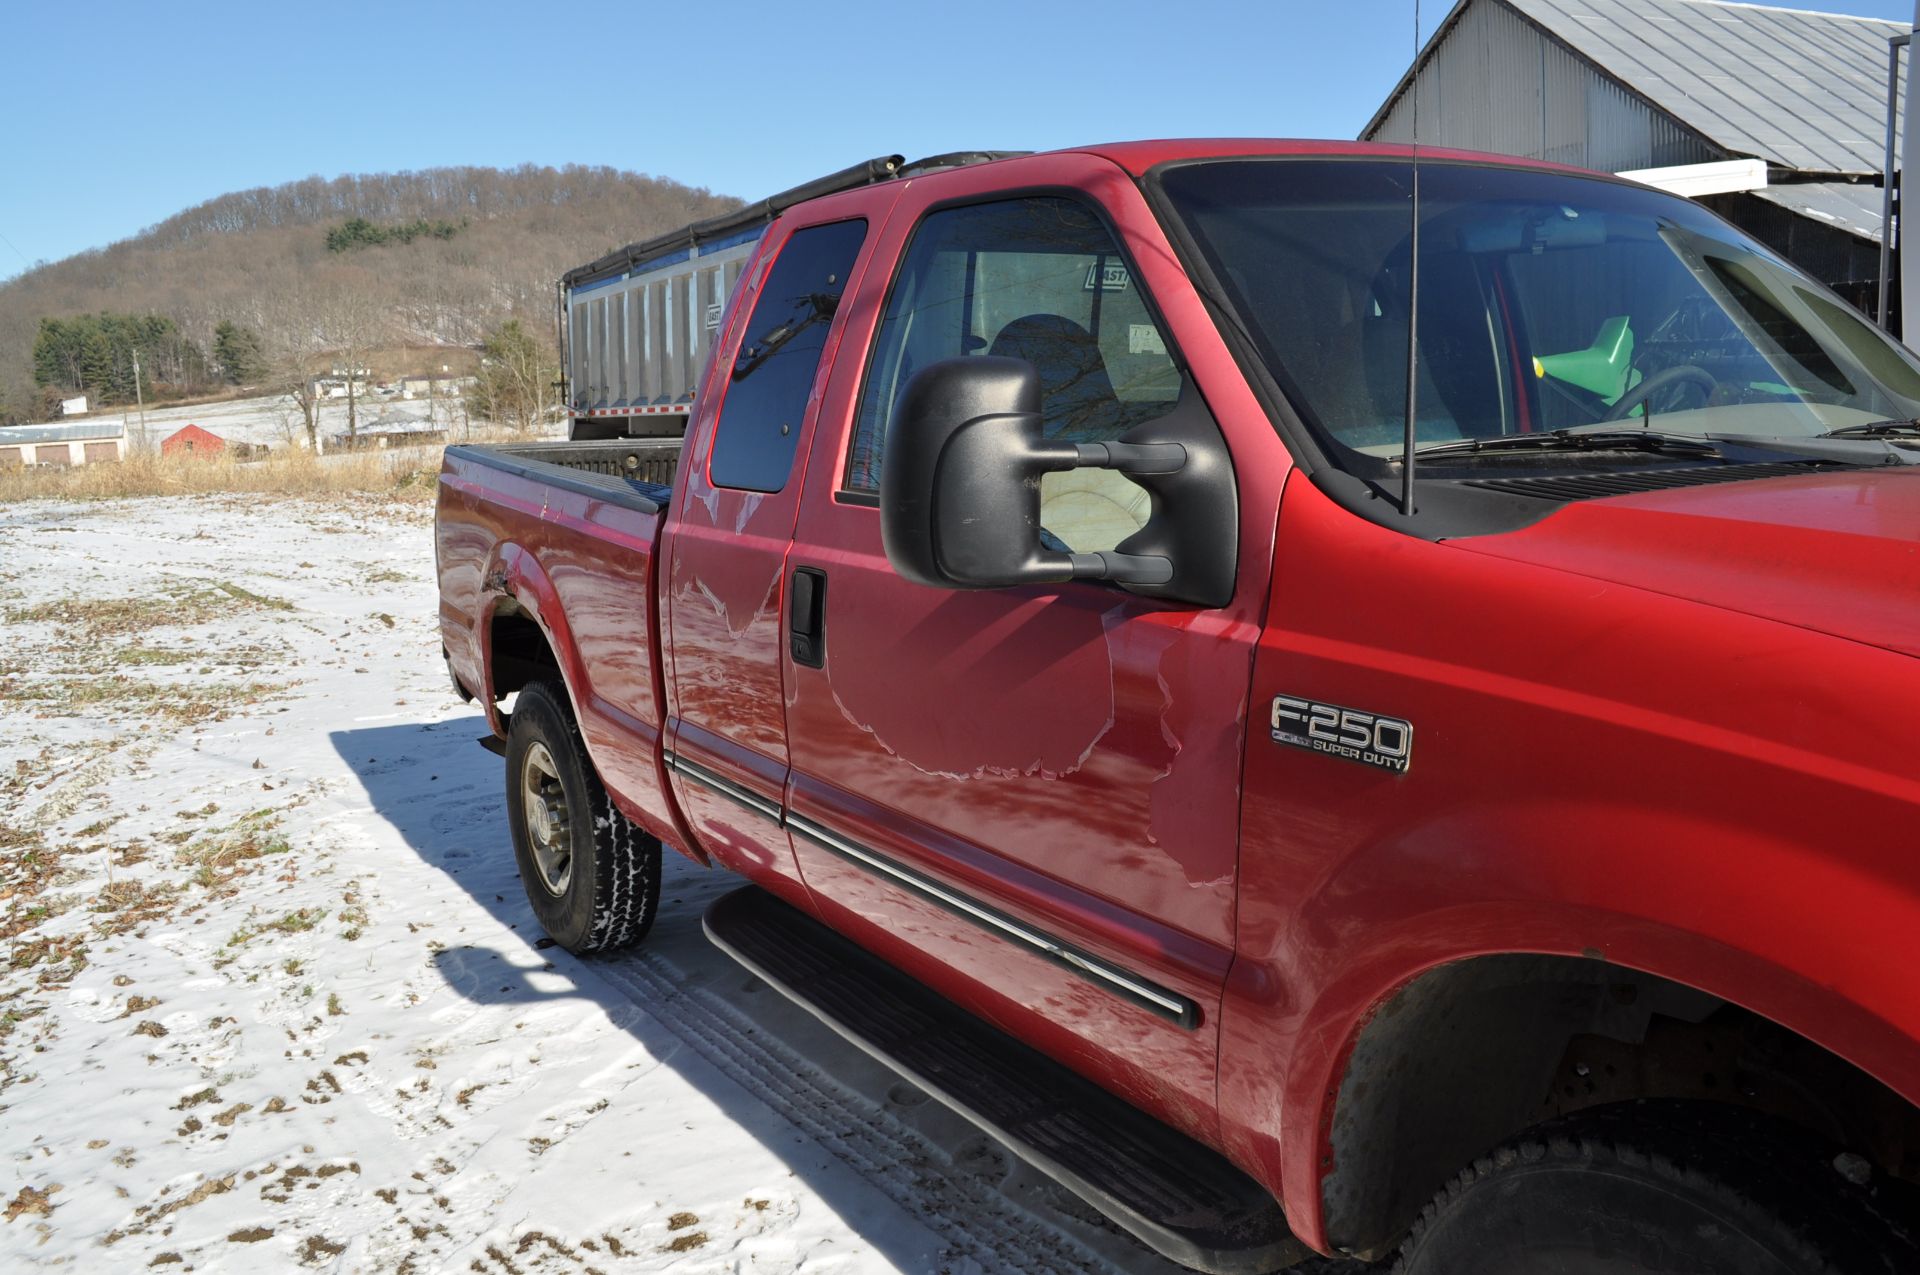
[{"xmin": 0, "ymin": 225, "xmax": 34, "ymax": 272}]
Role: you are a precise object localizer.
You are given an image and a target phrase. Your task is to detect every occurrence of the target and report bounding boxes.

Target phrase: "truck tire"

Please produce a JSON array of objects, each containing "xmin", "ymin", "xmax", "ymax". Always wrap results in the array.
[
  {"xmin": 1392, "ymin": 1100, "xmax": 1918, "ymax": 1275},
  {"xmin": 504, "ymin": 680, "xmax": 660, "ymax": 954}
]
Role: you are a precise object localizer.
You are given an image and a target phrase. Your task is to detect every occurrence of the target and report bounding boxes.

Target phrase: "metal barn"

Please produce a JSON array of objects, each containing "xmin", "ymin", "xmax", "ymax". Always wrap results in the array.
[
  {"xmin": 1364, "ymin": 0, "xmax": 1906, "ymax": 320},
  {"xmin": 0, "ymin": 420, "xmax": 127, "ymax": 468}
]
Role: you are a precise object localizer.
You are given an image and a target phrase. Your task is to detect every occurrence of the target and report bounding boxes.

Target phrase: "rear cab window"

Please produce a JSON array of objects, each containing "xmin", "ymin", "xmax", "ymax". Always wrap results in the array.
[{"xmin": 708, "ymin": 218, "xmax": 868, "ymax": 492}]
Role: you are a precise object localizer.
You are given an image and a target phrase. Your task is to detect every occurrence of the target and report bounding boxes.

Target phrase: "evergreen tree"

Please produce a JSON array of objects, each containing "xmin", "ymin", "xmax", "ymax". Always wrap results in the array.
[
  {"xmin": 26, "ymin": 311, "xmax": 210, "ymax": 403},
  {"xmin": 213, "ymin": 320, "xmax": 268, "ymax": 384},
  {"xmin": 79, "ymin": 326, "xmax": 115, "ymax": 396},
  {"xmin": 31, "ymin": 318, "xmax": 76, "ymax": 388}
]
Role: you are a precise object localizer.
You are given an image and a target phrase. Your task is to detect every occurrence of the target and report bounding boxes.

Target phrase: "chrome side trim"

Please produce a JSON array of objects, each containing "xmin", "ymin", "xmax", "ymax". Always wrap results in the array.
[
  {"xmin": 785, "ymin": 811, "xmax": 1200, "ymax": 1030},
  {"xmin": 664, "ymin": 750, "xmax": 783, "ymax": 823}
]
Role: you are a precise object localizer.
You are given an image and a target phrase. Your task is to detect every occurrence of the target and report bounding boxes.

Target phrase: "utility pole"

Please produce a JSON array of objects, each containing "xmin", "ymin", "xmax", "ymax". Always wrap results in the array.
[
  {"xmin": 1903, "ymin": 1, "xmax": 1920, "ymax": 345},
  {"xmin": 132, "ymin": 348, "xmax": 147, "ymax": 448}
]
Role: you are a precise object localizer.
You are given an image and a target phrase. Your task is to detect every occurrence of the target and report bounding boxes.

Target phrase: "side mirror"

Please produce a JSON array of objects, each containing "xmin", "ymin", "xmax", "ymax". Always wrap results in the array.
[{"xmin": 879, "ymin": 356, "xmax": 1235, "ymax": 605}]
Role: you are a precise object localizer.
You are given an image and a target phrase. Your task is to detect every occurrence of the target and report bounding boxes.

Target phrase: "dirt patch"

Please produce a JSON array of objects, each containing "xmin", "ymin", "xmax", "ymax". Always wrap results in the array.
[
  {"xmin": 212, "ymin": 1102, "xmax": 252, "ymax": 1128},
  {"xmin": 298, "ymin": 1234, "xmax": 346, "ymax": 1263},
  {"xmin": 103, "ymin": 1173, "xmax": 234, "ymax": 1244},
  {"xmin": 5, "ymin": 1184, "xmax": 57, "ymax": 1221}
]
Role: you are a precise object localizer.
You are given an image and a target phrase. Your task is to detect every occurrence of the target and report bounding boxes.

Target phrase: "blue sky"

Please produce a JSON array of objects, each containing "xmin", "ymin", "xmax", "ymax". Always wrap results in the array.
[{"xmin": 0, "ymin": 0, "xmax": 1912, "ymax": 278}]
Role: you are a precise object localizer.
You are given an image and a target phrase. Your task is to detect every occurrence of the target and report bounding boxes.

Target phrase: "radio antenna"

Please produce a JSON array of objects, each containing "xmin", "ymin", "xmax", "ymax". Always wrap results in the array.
[{"xmin": 1399, "ymin": 0, "xmax": 1423, "ymax": 517}]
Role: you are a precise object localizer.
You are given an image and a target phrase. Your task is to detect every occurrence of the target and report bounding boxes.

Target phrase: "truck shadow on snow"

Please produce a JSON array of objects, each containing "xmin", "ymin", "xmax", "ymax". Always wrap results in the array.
[{"xmin": 331, "ymin": 714, "xmax": 1193, "ymax": 1275}]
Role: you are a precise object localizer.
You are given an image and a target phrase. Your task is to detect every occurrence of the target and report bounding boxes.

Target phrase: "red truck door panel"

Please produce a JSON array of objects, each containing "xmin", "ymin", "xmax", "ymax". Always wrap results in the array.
[
  {"xmin": 779, "ymin": 159, "xmax": 1265, "ymax": 1143},
  {"xmin": 664, "ymin": 211, "xmax": 877, "ymax": 899}
]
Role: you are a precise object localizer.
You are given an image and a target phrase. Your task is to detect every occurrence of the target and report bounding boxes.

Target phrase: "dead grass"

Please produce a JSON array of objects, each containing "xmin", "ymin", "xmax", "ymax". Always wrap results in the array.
[
  {"xmin": 3, "ymin": 677, "xmax": 282, "ymax": 725},
  {"xmin": 179, "ymin": 810, "xmax": 291, "ymax": 877},
  {"xmin": 0, "ymin": 448, "xmax": 439, "ymax": 503},
  {"xmin": 6, "ymin": 580, "xmax": 293, "ymax": 637}
]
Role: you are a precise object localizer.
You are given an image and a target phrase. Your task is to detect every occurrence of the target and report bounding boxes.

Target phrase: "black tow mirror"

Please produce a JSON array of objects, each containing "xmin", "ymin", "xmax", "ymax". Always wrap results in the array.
[{"xmin": 880, "ymin": 356, "xmax": 1232, "ymax": 601}]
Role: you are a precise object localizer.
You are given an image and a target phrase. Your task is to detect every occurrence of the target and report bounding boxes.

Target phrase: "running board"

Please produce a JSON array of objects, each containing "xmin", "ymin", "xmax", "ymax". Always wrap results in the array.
[{"xmin": 702, "ymin": 886, "xmax": 1308, "ymax": 1274}]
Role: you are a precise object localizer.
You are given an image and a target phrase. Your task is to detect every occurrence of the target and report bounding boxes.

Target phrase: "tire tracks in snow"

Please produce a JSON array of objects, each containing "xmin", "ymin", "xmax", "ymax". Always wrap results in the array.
[{"xmin": 593, "ymin": 948, "xmax": 1126, "ymax": 1275}]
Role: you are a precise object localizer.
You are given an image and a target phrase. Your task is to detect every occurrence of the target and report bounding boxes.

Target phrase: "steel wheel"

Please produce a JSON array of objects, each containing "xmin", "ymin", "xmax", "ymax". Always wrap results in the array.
[{"xmin": 520, "ymin": 739, "xmax": 571, "ymax": 894}]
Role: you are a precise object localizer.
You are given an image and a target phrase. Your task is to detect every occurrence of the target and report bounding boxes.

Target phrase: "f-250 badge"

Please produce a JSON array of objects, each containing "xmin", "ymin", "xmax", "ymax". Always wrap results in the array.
[{"xmin": 1270, "ymin": 695, "xmax": 1413, "ymax": 774}]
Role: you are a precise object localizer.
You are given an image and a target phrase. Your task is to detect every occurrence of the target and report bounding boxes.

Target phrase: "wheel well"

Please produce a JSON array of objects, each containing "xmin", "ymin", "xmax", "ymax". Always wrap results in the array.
[
  {"xmin": 488, "ymin": 602, "xmax": 562, "ymax": 703},
  {"xmin": 1322, "ymin": 954, "xmax": 1920, "ymax": 1260}
]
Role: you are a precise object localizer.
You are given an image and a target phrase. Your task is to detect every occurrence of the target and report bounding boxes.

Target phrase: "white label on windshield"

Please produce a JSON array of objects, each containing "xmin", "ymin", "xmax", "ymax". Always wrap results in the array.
[{"xmin": 1129, "ymin": 324, "xmax": 1166, "ymax": 356}]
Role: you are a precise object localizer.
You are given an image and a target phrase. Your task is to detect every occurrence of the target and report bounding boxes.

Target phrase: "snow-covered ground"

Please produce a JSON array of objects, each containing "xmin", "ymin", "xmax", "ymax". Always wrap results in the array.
[
  {"xmin": 0, "ymin": 495, "xmax": 1198, "ymax": 1273},
  {"xmin": 39, "ymin": 391, "xmax": 505, "ymax": 451}
]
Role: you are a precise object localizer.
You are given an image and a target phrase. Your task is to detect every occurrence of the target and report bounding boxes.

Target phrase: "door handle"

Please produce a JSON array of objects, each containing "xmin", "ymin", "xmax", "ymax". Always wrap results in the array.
[{"xmin": 790, "ymin": 567, "xmax": 827, "ymax": 669}]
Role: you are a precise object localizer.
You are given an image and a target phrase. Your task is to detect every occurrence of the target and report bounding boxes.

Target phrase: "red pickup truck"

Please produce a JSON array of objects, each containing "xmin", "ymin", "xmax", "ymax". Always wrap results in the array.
[{"xmin": 436, "ymin": 140, "xmax": 1920, "ymax": 1272}]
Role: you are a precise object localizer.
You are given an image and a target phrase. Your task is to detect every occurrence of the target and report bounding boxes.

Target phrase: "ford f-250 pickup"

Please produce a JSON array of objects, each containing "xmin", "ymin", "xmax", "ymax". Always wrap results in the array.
[{"xmin": 436, "ymin": 141, "xmax": 1920, "ymax": 1273}]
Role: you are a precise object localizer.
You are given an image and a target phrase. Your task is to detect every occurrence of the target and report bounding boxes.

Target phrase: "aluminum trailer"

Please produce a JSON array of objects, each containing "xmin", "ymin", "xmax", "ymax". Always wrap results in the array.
[
  {"xmin": 558, "ymin": 153, "xmax": 1030, "ymax": 439},
  {"xmin": 559, "ymin": 156, "xmax": 909, "ymax": 440}
]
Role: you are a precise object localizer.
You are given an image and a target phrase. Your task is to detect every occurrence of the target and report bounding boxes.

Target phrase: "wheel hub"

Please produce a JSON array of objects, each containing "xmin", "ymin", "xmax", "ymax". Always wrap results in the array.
[{"xmin": 520, "ymin": 742, "xmax": 572, "ymax": 894}]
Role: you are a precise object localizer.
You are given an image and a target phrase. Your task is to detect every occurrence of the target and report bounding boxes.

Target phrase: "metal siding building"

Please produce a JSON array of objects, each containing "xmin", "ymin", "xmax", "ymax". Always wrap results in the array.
[
  {"xmin": 0, "ymin": 419, "xmax": 127, "ymax": 468},
  {"xmin": 1364, "ymin": 0, "xmax": 1904, "ymax": 315}
]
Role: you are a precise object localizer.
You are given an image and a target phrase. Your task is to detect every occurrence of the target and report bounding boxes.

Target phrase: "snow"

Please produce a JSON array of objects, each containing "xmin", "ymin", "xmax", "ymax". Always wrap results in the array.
[
  {"xmin": 24, "ymin": 391, "xmax": 489, "ymax": 451},
  {"xmin": 0, "ymin": 495, "xmax": 1189, "ymax": 1273}
]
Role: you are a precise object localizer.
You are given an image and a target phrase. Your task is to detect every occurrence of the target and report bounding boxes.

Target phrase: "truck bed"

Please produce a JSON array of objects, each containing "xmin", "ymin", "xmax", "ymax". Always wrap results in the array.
[
  {"xmin": 435, "ymin": 435, "xmax": 688, "ymax": 850},
  {"xmin": 443, "ymin": 439, "xmax": 680, "ymax": 509}
]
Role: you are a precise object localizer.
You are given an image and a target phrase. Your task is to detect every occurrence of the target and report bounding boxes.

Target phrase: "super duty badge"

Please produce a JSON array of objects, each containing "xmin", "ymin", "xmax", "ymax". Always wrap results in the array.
[{"xmin": 1270, "ymin": 695, "xmax": 1413, "ymax": 774}]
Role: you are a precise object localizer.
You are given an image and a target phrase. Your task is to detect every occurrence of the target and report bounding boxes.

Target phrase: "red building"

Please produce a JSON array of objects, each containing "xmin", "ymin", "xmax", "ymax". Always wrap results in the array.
[{"xmin": 161, "ymin": 424, "xmax": 225, "ymax": 458}]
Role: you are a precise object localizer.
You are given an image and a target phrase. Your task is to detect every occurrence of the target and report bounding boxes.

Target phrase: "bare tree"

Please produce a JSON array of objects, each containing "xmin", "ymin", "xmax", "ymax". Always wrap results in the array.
[
  {"xmin": 263, "ymin": 288, "xmax": 328, "ymax": 452},
  {"xmin": 471, "ymin": 319, "xmax": 557, "ymax": 435},
  {"xmin": 316, "ymin": 280, "xmax": 388, "ymax": 440}
]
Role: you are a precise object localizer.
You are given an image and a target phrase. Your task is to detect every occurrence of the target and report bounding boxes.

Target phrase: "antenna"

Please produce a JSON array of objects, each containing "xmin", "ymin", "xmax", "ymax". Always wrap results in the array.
[{"xmin": 1400, "ymin": 0, "xmax": 1423, "ymax": 518}]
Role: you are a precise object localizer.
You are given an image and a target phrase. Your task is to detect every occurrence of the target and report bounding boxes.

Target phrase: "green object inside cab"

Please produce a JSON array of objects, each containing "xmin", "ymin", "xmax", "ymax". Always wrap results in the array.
[{"xmin": 1534, "ymin": 315, "xmax": 1640, "ymax": 406}]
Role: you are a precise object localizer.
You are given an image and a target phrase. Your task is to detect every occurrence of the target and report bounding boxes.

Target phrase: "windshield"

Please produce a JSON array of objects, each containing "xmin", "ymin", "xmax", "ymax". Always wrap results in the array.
[{"xmin": 1156, "ymin": 159, "xmax": 1920, "ymax": 466}]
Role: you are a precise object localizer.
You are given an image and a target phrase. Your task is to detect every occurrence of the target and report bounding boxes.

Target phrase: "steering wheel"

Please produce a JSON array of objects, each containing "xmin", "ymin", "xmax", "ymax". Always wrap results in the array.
[{"xmin": 1602, "ymin": 365, "xmax": 1717, "ymax": 422}]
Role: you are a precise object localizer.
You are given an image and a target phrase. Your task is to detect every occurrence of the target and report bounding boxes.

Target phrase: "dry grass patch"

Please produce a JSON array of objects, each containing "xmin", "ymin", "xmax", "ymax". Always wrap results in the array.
[
  {"xmin": 6, "ymin": 580, "xmax": 294, "ymax": 638},
  {"xmin": 227, "ymin": 908, "xmax": 325, "ymax": 949},
  {"xmin": 4, "ymin": 677, "xmax": 283, "ymax": 726},
  {"xmin": 179, "ymin": 809, "xmax": 291, "ymax": 885},
  {"xmin": 0, "ymin": 448, "xmax": 439, "ymax": 503}
]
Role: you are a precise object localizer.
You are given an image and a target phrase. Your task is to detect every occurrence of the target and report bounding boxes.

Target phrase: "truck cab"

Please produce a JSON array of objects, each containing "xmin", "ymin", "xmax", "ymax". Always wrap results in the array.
[{"xmin": 439, "ymin": 141, "xmax": 1920, "ymax": 1272}]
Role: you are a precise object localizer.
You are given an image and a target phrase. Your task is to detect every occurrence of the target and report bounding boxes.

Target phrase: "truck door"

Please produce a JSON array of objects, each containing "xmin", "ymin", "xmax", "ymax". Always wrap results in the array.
[
  {"xmin": 781, "ymin": 160, "xmax": 1260, "ymax": 1144},
  {"xmin": 663, "ymin": 209, "xmax": 875, "ymax": 903}
]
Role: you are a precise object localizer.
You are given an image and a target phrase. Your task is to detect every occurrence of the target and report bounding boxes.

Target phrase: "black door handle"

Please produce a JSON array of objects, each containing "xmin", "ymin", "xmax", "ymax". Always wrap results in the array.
[{"xmin": 790, "ymin": 567, "xmax": 827, "ymax": 669}]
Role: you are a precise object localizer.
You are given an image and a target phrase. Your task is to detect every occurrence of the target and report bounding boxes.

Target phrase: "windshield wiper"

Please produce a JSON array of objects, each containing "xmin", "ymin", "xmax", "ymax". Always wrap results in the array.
[
  {"xmin": 1412, "ymin": 428, "xmax": 1720, "ymax": 461},
  {"xmin": 1819, "ymin": 419, "xmax": 1920, "ymax": 439},
  {"xmin": 731, "ymin": 292, "xmax": 839, "ymax": 381}
]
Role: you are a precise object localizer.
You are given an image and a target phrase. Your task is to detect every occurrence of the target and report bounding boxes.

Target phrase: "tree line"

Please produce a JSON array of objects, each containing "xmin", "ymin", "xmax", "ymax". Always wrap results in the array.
[{"xmin": 29, "ymin": 314, "xmax": 271, "ymax": 409}]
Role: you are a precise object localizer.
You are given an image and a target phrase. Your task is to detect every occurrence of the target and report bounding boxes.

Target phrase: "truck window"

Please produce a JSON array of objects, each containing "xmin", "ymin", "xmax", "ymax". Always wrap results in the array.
[
  {"xmin": 845, "ymin": 197, "xmax": 1182, "ymax": 552},
  {"xmin": 708, "ymin": 218, "xmax": 868, "ymax": 492}
]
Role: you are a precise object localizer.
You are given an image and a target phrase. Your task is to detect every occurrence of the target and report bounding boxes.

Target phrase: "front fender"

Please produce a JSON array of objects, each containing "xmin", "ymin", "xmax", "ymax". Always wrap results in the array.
[{"xmin": 1219, "ymin": 794, "xmax": 1920, "ymax": 1253}]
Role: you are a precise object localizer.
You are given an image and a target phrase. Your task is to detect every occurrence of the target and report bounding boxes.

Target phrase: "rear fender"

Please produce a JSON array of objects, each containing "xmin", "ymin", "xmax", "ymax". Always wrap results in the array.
[{"xmin": 478, "ymin": 542, "xmax": 588, "ymax": 736}]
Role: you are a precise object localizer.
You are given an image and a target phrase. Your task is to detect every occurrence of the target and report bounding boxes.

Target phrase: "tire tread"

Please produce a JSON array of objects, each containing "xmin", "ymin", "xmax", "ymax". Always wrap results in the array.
[
  {"xmin": 1392, "ymin": 1100, "xmax": 1920, "ymax": 1275},
  {"xmin": 510, "ymin": 681, "xmax": 660, "ymax": 954}
]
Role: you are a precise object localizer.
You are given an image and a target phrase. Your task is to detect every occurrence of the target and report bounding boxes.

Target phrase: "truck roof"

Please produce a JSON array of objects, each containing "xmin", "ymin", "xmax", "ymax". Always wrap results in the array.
[
  {"xmin": 561, "ymin": 140, "xmax": 1601, "ymax": 292},
  {"xmin": 1059, "ymin": 137, "xmax": 1600, "ymax": 178}
]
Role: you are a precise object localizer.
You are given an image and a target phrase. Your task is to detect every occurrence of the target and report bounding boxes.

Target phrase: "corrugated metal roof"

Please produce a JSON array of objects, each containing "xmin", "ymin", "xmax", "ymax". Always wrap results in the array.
[
  {"xmin": 1502, "ymin": 0, "xmax": 1904, "ymax": 175},
  {"xmin": 1753, "ymin": 179, "xmax": 1886, "ymax": 240},
  {"xmin": 0, "ymin": 420, "xmax": 126, "ymax": 444}
]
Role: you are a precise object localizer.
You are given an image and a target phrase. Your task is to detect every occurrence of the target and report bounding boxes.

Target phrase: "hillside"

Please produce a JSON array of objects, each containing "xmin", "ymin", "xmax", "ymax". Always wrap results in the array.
[{"xmin": 0, "ymin": 165, "xmax": 742, "ymax": 422}]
